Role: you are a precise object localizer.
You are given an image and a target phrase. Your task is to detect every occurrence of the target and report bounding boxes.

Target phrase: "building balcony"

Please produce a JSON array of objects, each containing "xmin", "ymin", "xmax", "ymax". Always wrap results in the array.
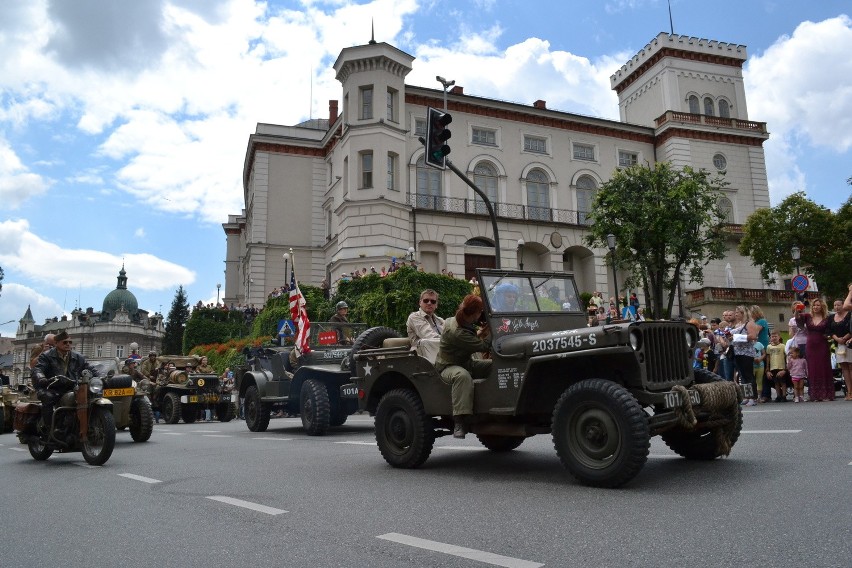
[
  {"xmin": 654, "ymin": 111, "xmax": 768, "ymax": 133},
  {"xmin": 685, "ymin": 287, "xmax": 820, "ymax": 331},
  {"xmin": 408, "ymin": 193, "xmax": 592, "ymax": 227}
]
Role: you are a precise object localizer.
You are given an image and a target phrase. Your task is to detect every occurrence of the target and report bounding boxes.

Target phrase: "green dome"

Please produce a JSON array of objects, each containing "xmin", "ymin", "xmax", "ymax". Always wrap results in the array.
[{"xmin": 102, "ymin": 266, "xmax": 139, "ymax": 318}]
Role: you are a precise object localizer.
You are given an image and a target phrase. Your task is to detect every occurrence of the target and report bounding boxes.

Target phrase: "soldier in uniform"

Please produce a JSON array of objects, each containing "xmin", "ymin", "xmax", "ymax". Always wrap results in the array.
[{"xmin": 139, "ymin": 351, "xmax": 158, "ymax": 380}]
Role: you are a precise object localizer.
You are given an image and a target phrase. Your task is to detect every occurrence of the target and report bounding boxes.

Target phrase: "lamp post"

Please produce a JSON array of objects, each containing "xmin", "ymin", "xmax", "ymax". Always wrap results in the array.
[
  {"xmin": 283, "ymin": 252, "xmax": 290, "ymax": 280},
  {"xmin": 606, "ymin": 233, "xmax": 618, "ymax": 303},
  {"xmin": 436, "ymin": 76, "xmax": 455, "ymax": 110},
  {"xmin": 216, "ymin": 283, "xmax": 221, "ymax": 306},
  {"xmin": 517, "ymin": 238, "xmax": 525, "ymax": 270},
  {"xmin": 407, "ymin": 246, "xmax": 416, "ymax": 263}
]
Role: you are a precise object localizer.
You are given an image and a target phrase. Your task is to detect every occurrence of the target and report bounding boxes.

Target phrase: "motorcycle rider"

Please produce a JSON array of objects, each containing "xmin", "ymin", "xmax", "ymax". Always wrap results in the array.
[{"xmin": 31, "ymin": 330, "xmax": 98, "ymax": 439}]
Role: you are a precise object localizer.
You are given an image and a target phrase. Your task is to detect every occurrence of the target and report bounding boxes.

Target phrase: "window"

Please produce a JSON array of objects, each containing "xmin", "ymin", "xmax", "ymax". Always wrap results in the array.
[
  {"xmin": 386, "ymin": 153, "xmax": 396, "ymax": 191},
  {"xmin": 414, "ymin": 118, "xmax": 426, "ymax": 137},
  {"xmin": 618, "ymin": 150, "xmax": 638, "ymax": 167},
  {"xmin": 386, "ymin": 88, "xmax": 397, "ymax": 122},
  {"xmin": 704, "ymin": 97, "xmax": 715, "ymax": 116},
  {"xmin": 360, "ymin": 151, "xmax": 373, "ymax": 188},
  {"xmin": 116, "ymin": 345, "xmax": 125, "ymax": 358},
  {"xmin": 573, "ymin": 143, "xmax": 595, "ymax": 161},
  {"xmin": 524, "ymin": 135, "xmax": 547, "ymax": 154},
  {"xmin": 717, "ymin": 196, "xmax": 734, "ymax": 223},
  {"xmin": 96, "ymin": 345, "xmax": 103, "ymax": 357},
  {"xmin": 576, "ymin": 175, "xmax": 598, "ymax": 225},
  {"xmin": 719, "ymin": 99, "xmax": 730, "ymax": 118},
  {"xmin": 326, "ymin": 208, "xmax": 332, "ymax": 239},
  {"xmin": 472, "ymin": 127, "xmax": 497, "ymax": 146},
  {"xmin": 416, "ymin": 156, "xmax": 442, "ymax": 208},
  {"xmin": 688, "ymin": 95, "xmax": 700, "ymax": 114},
  {"xmin": 526, "ymin": 169, "xmax": 550, "ymax": 221},
  {"xmin": 473, "ymin": 162, "xmax": 498, "ymax": 215},
  {"xmin": 360, "ymin": 86, "xmax": 373, "ymax": 120},
  {"xmin": 713, "ymin": 153, "xmax": 727, "ymax": 171}
]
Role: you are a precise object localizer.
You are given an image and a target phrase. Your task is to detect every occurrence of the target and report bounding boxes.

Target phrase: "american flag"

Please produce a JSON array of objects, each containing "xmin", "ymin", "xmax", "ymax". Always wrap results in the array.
[{"xmin": 289, "ymin": 267, "xmax": 311, "ymax": 355}]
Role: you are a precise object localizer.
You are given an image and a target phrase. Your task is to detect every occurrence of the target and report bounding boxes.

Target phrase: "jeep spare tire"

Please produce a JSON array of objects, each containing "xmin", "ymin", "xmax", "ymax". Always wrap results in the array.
[{"xmin": 347, "ymin": 326, "xmax": 402, "ymax": 376}]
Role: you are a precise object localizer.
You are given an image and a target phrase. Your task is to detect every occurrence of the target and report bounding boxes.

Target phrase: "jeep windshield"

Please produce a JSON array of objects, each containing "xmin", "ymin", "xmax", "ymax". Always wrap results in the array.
[{"xmin": 482, "ymin": 273, "xmax": 582, "ymax": 314}]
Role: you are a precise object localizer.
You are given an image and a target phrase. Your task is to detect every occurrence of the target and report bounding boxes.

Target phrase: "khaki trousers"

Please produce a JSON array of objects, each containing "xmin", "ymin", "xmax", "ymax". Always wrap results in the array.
[{"xmin": 439, "ymin": 359, "xmax": 492, "ymax": 416}]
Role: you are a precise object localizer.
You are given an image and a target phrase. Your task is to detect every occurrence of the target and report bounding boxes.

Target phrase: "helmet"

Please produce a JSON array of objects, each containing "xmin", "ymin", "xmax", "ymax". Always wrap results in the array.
[
  {"xmin": 336, "ymin": 301, "xmax": 349, "ymax": 310},
  {"xmin": 125, "ymin": 358, "xmax": 137, "ymax": 367},
  {"xmin": 493, "ymin": 282, "xmax": 520, "ymax": 311},
  {"xmin": 495, "ymin": 282, "xmax": 520, "ymax": 295}
]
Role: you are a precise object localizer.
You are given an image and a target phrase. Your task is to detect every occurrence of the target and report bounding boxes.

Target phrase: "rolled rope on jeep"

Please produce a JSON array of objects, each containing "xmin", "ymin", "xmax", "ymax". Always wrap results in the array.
[{"xmin": 670, "ymin": 381, "xmax": 740, "ymax": 456}]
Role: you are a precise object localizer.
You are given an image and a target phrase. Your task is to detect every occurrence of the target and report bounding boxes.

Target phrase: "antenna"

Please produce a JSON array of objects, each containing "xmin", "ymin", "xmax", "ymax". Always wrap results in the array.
[
  {"xmin": 668, "ymin": 0, "xmax": 674, "ymax": 34},
  {"xmin": 309, "ymin": 65, "xmax": 313, "ymax": 119}
]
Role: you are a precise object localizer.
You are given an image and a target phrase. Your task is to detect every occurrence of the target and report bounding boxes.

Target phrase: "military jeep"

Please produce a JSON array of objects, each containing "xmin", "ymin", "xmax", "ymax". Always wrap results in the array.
[
  {"xmin": 236, "ymin": 322, "xmax": 367, "ymax": 435},
  {"xmin": 88, "ymin": 357, "xmax": 155, "ymax": 442},
  {"xmin": 345, "ymin": 269, "xmax": 749, "ymax": 488},
  {"xmin": 149, "ymin": 356, "xmax": 235, "ymax": 424}
]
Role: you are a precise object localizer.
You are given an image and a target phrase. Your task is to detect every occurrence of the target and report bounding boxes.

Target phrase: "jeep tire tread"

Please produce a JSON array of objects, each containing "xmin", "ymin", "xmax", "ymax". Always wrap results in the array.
[
  {"xmin": 329, "ymin": 404, "xmax": 348, "ymax": 427},
  {"xmin": 476, "ymin": 434, "xmax": 526, "ymax": 452},
  {"xmin": 375, "ymin": 388, "xmax": 434, "ymax": 468},
  {"xmin": 162, "ymin": 392, "xmax": 182, "ymax": 424},
  {"xmin": 552, "ymin": 378, "xmax": 650, "ymax": 488},
  {"xmin": 216, "ymin": 401, "xmax": 236, "ymax": 422},
  {"xmin": 181, "ymin": 404, "xmax": 197, "ymax": 423},
  {"xmin": 245, "ymin": 385, "xmax": 270, "ymax": 432},
  {"xmin": 300, "ymin": 379, "xmax": 331, "ymax": 436},
  {"xmin": 129, "ymin": 398, "xmax": 154, "ymax": 442}
]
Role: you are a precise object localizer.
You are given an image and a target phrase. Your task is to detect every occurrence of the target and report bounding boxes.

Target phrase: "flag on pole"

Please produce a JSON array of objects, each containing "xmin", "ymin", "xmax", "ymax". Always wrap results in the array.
[{"xmin": 289, "ymin": 265, "xmax": 311, "ymax": 355}]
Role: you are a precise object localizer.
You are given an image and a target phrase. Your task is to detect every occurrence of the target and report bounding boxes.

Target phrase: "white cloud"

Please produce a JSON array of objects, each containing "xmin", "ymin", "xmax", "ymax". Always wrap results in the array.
[
  {"xmin": 0, "ymin": 282, "xmax": 64, "ymax": 338},
  {"xmin": 0, "ymin": 137, "xmax": 52, "ymax": 208},
  {"xmin": 0, "ymin": 219, "xmax": 195, "ymax": 290}
]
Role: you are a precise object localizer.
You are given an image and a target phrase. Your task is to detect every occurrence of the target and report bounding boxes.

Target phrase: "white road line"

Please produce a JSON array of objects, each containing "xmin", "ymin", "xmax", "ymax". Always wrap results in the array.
[
  {"xmin": 434, "ymin": 446, "xmax": 487, "ymax": 451},
  {"xmin": 119, "ymin": 473, "xmax": 162, "ymax": 484},
  {"xmin": 252, "ymin": 437, "xmax": 294, "ymax": 441},
  {"xmin": 378, "ymin": 533, "xmax": 543, "ymax": 568},
  {"xmin": 74, "ymin": 463, "xmax": 100, "ymax": 469},
  {"xmin": 335, "ymin": 441, "xmax": 376, "ymax": 446},
  {"xmin": 9, "ymin": 447, "xmax": 27, "ymax": 452},
  {"xmin": 202, "ymin": 434, "xmax": 233, "ymax": 438},
  {"xmin": 648, "ymin": 454, "xmax": 681, "ymax": 459},
  {"xmin": 192, "ymin": 430, "xmax": 221, "ymax": 433},
  {"xmin": 206, "ymin": 496, "xmax": 287, "ymax": 515},
  {"xmin": 742, "ymin": 409, "xmax": 782, "ymax": 413},
  {"xmin": 741, "ymin": 429, "xmax": 801, "ymax": 434},
  {"xmin": 160, "ymin": 432, "xmax": 185, "ymax": 435}
]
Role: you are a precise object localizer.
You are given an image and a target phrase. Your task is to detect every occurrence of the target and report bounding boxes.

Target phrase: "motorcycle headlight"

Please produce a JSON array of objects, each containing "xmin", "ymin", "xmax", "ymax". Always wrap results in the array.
[{"xmin": 89, "ymin": 377, "xmax": 104, "ymax": 395}]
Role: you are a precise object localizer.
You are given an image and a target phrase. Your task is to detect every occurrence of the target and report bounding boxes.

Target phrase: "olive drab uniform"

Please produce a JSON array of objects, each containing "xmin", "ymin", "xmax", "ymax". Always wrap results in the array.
[
  {"xmin": 434, "ymin": 317, "xmax": 492, "ymax": 416},
  {"xmin": 139, "ymin": 357, "xmax": 159, "ymax": 380}
]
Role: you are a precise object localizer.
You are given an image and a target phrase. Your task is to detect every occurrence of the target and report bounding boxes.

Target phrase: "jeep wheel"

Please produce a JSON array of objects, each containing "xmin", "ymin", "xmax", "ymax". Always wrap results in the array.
[
  {"xmin": 375, "ymin": 388, "xmax": 434, "ymax": 468},
  {"xmin": 162, "ymin": 392, "xmax": 182, "ymax": 424},
  {"xmin": 181, "ymin": 405, "xmax": 198, "ymax": 423},
  {"xmin": 552, "ymin": 378, "xmax": 650, "ymax": 488},
  {"xmin": 661, "ymin": 369, "xmax": 743, "ymax": 460},
  {"xmin": 476, "ymin": 434, "xmax": 525, "ymax": 452},
  {"xmin": 245, "ymin": 385, "xmax": 270, "ymax": 432},
  {"xmin": 329, "ymin": 404, "xmax": 348, "ymax": 427},
  {"xmin": 216, "ymin": 401, "xmax": 235, "ymax": 422},
  {"xmin": 348, "ymin": 326, "xmax": 402, "ymax": 376},
  {"xmin": 129, "ymin": 398, "xmax": 154, "ymax": 442},
  {"xmin": 300, "ymin": 379, "xmax": 331, "ymax": 436}
]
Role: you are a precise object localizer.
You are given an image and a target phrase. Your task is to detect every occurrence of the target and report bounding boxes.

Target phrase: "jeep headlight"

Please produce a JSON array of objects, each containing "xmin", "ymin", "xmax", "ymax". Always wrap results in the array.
[
  {"xmin": 629, "ymin": 329, "xmax": 642, "ymax": 351},
  {"xmin": 685, "ymin": 328, "xmax": 697, "ymax": 349},
  {"xmin": 186, "ymin": 378, "xmax": 194, "ymax": 387},
  {"xmin": 89, "ymin": 377, "xmax": 104, "ymax": 395}
]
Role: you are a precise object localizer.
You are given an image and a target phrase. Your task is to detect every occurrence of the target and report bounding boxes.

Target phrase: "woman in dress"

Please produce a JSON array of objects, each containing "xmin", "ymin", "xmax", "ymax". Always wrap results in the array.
[
  {"xmin": 795, "ymin": 299, "xmax": 834, "ymax": 401},
  {"xmin": 731, "ymin": 305, "xmax": 759, "ymax": 406},
  {"xmin": 828, "ymin": 298, "xmax": 852, "ymax": 400}
]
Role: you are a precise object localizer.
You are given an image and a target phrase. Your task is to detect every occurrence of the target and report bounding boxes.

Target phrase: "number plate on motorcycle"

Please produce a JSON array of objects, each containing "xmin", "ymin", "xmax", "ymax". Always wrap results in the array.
[
  {"xmin": 663, "ymin": 389, "xmax": 701, "ymax": 408},
  {"xmin": 104, "ymin": 388, "xmax": 135, "ymax": 397}
]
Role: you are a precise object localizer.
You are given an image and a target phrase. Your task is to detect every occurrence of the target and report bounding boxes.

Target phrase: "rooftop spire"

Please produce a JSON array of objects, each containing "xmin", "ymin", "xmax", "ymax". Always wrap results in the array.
[{"xmin": 369, "ymin": 18, "xmax": 376, "ymax": 44}]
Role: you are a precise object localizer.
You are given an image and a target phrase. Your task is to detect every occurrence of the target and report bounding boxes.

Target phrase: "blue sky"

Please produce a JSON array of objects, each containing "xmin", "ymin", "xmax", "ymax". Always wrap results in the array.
[{"xmin": 1, "ymin": 0, "xmax": 850, "ymax": 337}]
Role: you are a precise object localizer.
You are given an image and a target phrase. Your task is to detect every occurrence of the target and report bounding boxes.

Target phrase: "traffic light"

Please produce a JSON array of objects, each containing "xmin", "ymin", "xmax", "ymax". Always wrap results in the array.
[{"xmin": 425, "ymin": 107, "xmax": 452, "ymax": 169}]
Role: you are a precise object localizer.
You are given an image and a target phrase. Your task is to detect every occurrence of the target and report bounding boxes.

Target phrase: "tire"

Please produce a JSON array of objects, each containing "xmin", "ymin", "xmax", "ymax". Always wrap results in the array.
[
  {"xmin": 552, "ymin": 378, "xmax": 650, "ymax": 488},
  {"xmin": 329, "ymin": 405, "xmax": 348, "ymax": 427},
  {"xmin": 300, "ymin": 379, "xmax": 331, "ymax": 436},
  {"xmin": 245, "ymin": 385, "xmax": 270, "ymax": 432},
  {"xmin": 476, "ymin": 434, "xmax": 525, "ymax": 452},
  {"xmin": 0, "ymin": 405, "xmax": 5, "ymax": 434},
  {"xmin": 661, "ymin": 369, "xmax": 743, "ymax": 460},
  {"xmin": 348, "ymin": 326, "xmax": 402, "ymax": 376},
  {"xmin": 129, "ymin": 398, "xmax": 154, "ymax": 442},
  {"xmin": 375, "ymin": 388, "xmax": 434, "ymax": 468},
  {"xmin": 181, "ymin": 405, "xmax": 198, "ymax": 424},
  {"xmin": 28, "ymin": 437, "xmax": 54, "ymax": 461},
  {"xmin": 82, "ymin": 407, "xmax": 116, "ymax": 466},
  {"xmin": 162, "ymin": 392, "xmax": 181, "ymax": 424},
  {"xmin": 216, "ymin": 401, "xmax": 235, "ymax": 422}
]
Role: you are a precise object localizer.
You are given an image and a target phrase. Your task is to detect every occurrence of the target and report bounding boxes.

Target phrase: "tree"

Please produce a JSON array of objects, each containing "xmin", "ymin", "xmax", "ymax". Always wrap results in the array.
[
  {"xmin": 740, "ymin": 191, "xmax": 849, "ymax": 299},
  {"xmin": 585, "ymin": 162, "xmax": 729, "ymax": 318},
  {"xmin": 163, "ymin": 285, "xmax": 190, "ymax": 355}
]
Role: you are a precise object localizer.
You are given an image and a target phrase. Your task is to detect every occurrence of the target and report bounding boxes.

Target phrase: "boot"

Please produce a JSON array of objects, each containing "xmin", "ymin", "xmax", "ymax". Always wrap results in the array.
[{"xmin": 453, "ymin": 416, "xmax": 467, "ymax": 439}]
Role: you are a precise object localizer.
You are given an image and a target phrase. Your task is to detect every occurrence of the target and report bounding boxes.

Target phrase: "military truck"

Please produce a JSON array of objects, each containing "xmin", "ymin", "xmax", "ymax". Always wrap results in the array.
[
  {"xmin": 149, "ymin": 356, "xmax": 235, "ymax": 424},
  {"xmin": 237, "ymin": 322, "xmax": 367, "ymax": 435},
  {"xmin": 88, "ymin": 357, "xmax": 155, "ymax": 442},
  {"xmin": 345, "ymin": 269, "xmax": 750, "ymax": 488}
]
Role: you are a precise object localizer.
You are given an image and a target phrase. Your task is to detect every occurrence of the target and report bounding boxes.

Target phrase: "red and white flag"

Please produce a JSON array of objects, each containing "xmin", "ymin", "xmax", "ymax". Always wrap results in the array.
[{"xmin": 289, "ymin": 267, "xmax": 311, "ymax": 355}]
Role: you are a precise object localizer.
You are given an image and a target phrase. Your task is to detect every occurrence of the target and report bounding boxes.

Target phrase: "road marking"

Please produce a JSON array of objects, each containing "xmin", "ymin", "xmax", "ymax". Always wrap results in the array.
[
  {"xmin": 252, "ymin": 437, "xmax": 294, "ymax": 441},
  {"xmin": 335, "ymin": 441, "xmax": 376, "ymax": 446},
  {"xmin": 202, "ymin": 434, "xmax": 233, "ymax": 438},
  {"xmin": 159, "ymin": 432, "xmax": 185, "ymax": 435},
  {"xmin": 192, "ymin": 429, "xmax": 221, "ymax": 433},
  {"xmin": 648, "ymin": 454, "xmax": 681, "ymax": 459},
  {"xmin": 741, "ymin": 430, "xmax": 801, "ymax": 434},
  {"xmin": 74, "ymin": 463, "xmax": 100, "ymax": 469},
  {"xmin": 378, "ymin": 533, "xmax": 543, "ymax": 568},
  {"xmin": 435, "ymin": 446, "xmax": 487, "ymax": 451},
  {"xmin": 119, "ymin": 473, "xmax": 162, "ymax": 484},
  {"xmin": 206, "ymin": 496, "xmax": 287, "ymax": 515},
  {"xmin": 742, "ymin": 409, "xmax": 782, "ymax": 413}
]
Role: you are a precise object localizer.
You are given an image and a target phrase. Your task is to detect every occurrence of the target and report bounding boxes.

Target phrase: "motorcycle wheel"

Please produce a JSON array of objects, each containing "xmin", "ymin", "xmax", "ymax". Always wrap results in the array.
[
  {"xmin": 82, "ymin": 406, "xmax": 116, "ymax": 466},
  {"xmin": 28, "ymin": 437, "xmax": 54, "ymax": 461}
]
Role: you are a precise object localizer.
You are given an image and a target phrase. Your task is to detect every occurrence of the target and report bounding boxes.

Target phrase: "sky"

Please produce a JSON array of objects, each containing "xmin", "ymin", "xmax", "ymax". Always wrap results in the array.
[{"xmin": 1, "ymin": 0, "xmax": 851, "ymax": 338}]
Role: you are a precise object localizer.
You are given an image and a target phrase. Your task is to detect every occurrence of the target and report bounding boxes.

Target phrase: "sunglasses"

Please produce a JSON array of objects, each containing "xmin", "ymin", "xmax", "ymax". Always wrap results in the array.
[
  {"xmin": 61, "ymin": 340, "xmax": 73, "ymax": 345},
  {"xmin": 421, "ymin": 298, "xmax": 437, "ymax": 304}
]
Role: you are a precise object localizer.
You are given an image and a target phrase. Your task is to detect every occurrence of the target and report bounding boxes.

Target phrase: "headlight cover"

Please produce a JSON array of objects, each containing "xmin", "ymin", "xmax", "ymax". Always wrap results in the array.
[
  {"xmin": 685, "ymin": 328, "xmax": 698, "ymax": 350},
  {"xmin": 89, "ymin": 377, "xmax": 104, "ymax": 395},
  {"xmin": 629, "ymin": 329, "xmax": 642, "ymax": 351}
]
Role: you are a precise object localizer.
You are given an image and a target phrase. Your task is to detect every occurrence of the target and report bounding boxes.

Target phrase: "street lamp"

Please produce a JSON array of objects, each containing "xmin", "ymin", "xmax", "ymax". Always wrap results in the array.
[
  {"xmin": 216, "ymin": 283, "xmax": 221, "ymax": 305},
  {"xmin": 436, "ymin": 75, "xmax": 455, "ymax": 110},
  {"xmin": 283, "ymin": 251, "xmax": 290, "ymax": 280},
  {"xmin": 791, "ymin": 246, "xmax": 801, "ymax": 275},
  {"xmin": 606, "ymin": 233, "xmax": 618, "ymax": 303},
  {"xmin": 407, "ymin": 246, "xmax": 416, "ymax": 263},
  {"xmin": 517, "ymin": 238, "xmax": 525, "ymax": 270}
]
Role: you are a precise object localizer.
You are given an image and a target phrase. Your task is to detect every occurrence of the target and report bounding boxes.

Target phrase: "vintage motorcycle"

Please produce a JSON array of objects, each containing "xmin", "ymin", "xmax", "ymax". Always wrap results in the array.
[{"xmin": 14, "ymin": 371, "xmax": 117, "ymax": 466}]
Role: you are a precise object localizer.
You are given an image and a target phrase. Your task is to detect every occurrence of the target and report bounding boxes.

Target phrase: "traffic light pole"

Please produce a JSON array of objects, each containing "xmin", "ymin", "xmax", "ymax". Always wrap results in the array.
[{"xmin": 445, "ymin": 159, "xmax": 502, "ymax": 268}]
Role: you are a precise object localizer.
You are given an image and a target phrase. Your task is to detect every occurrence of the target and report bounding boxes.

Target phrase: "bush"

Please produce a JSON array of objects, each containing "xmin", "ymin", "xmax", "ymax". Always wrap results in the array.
[
  {"xmin": 189, "ymin": 336, "xmax": 270, "ymax": 375},
  {"xmin": 183, "ymin": 307, "xmax": 251, "ymax": 353}
]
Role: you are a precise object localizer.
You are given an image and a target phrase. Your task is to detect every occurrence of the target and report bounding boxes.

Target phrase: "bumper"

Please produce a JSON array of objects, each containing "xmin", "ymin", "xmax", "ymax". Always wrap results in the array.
[{"xmin": 180, "ymin": 394, "xmax": 233, "ymax": 404}]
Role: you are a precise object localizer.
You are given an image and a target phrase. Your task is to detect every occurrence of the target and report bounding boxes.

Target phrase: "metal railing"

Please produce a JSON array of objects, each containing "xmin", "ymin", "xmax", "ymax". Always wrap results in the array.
[{"xmin": 409, "ymin": 193, "xmax": 593, "ymax": 226}]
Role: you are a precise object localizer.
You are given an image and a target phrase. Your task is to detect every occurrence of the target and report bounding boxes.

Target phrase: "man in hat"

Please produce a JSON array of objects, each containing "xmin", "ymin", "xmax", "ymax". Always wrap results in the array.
[
  {"xmin": 139, "ymin": 350, "xmax": 159, "ymax": 380},
  {"xmin": 31, "ymin": 330, "xmax": 99, "ymax": 437}
]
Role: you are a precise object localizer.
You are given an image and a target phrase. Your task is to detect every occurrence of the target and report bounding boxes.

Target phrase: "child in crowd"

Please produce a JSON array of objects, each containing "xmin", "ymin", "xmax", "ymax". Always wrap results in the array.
[
  {"xmin": 765, "ymin": 332, "xmax": 789, "ymax": 402},
  {"xmin": 787, "ymin": 345, "xmax": 808, "ymax": 403},
  {"xmin": 694, "ymin": 338, "xmax": 712, "ymax": 370},
  {"xmin": 753, "ymin": 341, "xmax": 766, "ymax": 402}
]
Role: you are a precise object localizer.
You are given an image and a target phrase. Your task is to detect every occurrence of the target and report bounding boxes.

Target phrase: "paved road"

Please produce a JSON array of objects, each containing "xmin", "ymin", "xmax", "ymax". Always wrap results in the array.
[{"xmin": 2, "ymin": 402, "xmax": 850, "ymax": 568}]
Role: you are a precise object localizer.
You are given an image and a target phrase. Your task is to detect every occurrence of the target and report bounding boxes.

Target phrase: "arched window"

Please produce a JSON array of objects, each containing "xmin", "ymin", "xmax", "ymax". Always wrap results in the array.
[
  {"xmin": 718, "ymin": 99, "xmax": 730, "ymax": 118},
  {"xmin": 717, "ymin": 196, "xmax": 734, "ymax": 223},
  {"xmin": 704, "ymin": 97, "xmax": 715, "ymax": 116},
  {"xmin": 576, "ymin": 175, "xmax": 598, "ymax": 226},
  {"xmin": 415, "ymin": 155, "xmax": 442, "ymax": 209},
  {"xmin": 526, "ymin": 169, "xmax": 550, "ymax": 221},
  {"xmin": 473, "ymin": 161, "xmax": 499, "ymax": 215},
  {"xmin": 688, "ymin": 95, "xmax": 700, "ymax": 114}
]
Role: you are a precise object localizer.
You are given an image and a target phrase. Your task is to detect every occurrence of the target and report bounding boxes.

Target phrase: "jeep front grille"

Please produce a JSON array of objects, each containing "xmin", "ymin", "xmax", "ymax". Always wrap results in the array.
[{"xmin": 642, "ymin": 325, "xmax": 692, "ymax": 389}]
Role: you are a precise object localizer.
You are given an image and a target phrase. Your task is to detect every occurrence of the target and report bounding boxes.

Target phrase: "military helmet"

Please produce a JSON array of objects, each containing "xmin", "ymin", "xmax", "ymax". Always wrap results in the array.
[{"xmin": 336, "ymin": 301, "xmax": 349, "ymax": 310}]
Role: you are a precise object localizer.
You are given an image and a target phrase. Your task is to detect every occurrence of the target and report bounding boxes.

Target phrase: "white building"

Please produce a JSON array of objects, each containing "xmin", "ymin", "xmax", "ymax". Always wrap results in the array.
[{"xmin": 223, "ymin": 33, "xmax": 775, "ymax": 318}]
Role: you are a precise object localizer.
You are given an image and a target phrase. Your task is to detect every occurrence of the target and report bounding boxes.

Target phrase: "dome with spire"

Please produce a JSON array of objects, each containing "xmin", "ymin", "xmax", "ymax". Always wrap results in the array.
[{"xmin": 101, "ymin": 265, "xmax": 139, "ymax": 320}]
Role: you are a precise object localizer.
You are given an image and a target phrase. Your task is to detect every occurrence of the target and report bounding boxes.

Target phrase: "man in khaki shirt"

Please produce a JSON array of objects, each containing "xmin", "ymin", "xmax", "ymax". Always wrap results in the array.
[{"xmin": 406, "ymin": 289, "xmax": 444, "ymax": 363}]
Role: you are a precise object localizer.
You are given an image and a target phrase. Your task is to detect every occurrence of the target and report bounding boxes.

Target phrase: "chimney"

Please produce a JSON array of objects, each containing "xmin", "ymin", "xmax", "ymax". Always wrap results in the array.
[
  {"xmin": 329, "ymin": 100, "xmax": 339, "ymax": 124},
  {"xmin": 533, "ymin": 100, "xmax": 547, "ymax": 109},
  {"xmin": 450, "ymin": 86, "xmax": 463, "ymax": 95}
]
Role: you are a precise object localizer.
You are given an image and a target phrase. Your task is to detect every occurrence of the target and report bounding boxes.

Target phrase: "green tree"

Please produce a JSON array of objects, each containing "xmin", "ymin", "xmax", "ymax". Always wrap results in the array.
[
  {"xmin": 585, "ymin": 162, "xmax": 729, "ymax": 318},
  {"xmin": 183, "ymin": 307, "xmax": 251, "ymax": 353},
  {"xmin": 163, "ymin": 285, "xmax": 190, "ymax": 354},
  {"xmin": 740, "ymin": 191, "xmax": 849, "ymax": 298}
]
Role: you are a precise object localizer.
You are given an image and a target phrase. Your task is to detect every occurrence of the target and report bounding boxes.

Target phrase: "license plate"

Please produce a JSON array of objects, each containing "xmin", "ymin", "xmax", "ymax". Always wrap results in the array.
[
  {"xmin": 740, "ymin": 383, "xmax": 754, "ymax": 398},
  {"xmin": 187, "ymin": 395, "xmax": 219, "ymax": 404},
  {"xmin": 664, "ymin": 389, "xmax": 701, "ymax": 408},
  {"xmin": 104, "ymin": 388, "xmax": 135, "ymax": 397},
  {"xmin": 340, "ymin": 384, "xmax": 359, "ymax": 399}
]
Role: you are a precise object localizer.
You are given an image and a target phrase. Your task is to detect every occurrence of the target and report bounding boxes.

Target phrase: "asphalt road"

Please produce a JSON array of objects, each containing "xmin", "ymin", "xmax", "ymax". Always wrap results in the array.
[{"xmin": 2, "ymin": 401, "xmax": 850, "ymax": 568}]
